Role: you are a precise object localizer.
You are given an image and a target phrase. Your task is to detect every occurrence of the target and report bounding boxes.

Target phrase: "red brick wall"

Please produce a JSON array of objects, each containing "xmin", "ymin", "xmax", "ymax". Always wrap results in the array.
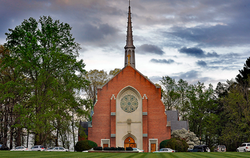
[{"xmin": 88, "ymin": 66, "xmax": 171, "ymax": 151}]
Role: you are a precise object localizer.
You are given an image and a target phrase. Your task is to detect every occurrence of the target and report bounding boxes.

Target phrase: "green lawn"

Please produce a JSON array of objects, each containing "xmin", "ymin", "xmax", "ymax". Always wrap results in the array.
[{"xmin": 0, "ymin": 151, "xmax": 250, "ymax": 158}]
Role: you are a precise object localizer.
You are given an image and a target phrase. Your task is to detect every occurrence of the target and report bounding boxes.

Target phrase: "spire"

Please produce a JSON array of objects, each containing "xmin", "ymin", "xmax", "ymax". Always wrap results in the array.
[{"xmin": 124, "ymin": 0, "xmax": 135, "ymax": 68}]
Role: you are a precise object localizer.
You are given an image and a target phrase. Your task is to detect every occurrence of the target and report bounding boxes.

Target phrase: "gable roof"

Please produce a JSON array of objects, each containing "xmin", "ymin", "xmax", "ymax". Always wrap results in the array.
[{"xmin": 100, "ymin": 65, "xmax": 161, "ymax": 90}]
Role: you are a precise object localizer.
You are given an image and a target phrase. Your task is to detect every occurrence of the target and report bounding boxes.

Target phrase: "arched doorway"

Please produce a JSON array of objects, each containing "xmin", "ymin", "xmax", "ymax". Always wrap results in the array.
[{"xmin": 124, "ymin": 137, "xmax": 136, "ymax": 148}]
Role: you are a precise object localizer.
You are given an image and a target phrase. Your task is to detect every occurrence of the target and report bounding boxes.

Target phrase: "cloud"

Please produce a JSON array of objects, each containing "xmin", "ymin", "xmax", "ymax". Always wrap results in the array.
[
  {"xmin": 171, "ymin": 70, "xmax": 212, "ymax": 84},
  {"xmin": 78, "ymin": 23, "xmax": 118, "ymax": 42},
  {"xmin": 167, "ymin": 22, "xmax": 250, "ymax": 47},
  {"xmin": 150, "ymin": 70, "xmax": 212, "ymax": 85},
  {"xmin": 137, "ymin": 44, "xmax": 164, "ymax": 55},
  {"xmin": 196, "ymin": 60, "xmax": 207, "ymax": 67},
  {"xmin": 150, "ymin": 59, "xmax": 175, "ymax": 64},
  {"xmin": 179, "ymin": 47, "xmax": 219, "ymax": 58},
  {"xmin": 149, "ymin": 76, "xmax": 162, "ymax": 83}
]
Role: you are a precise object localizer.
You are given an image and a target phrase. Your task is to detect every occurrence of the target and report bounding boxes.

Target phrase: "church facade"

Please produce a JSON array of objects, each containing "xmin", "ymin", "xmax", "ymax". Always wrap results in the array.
[{"xmin": 87, "ymin": 3, "xmax": 171, "ymax": 152}]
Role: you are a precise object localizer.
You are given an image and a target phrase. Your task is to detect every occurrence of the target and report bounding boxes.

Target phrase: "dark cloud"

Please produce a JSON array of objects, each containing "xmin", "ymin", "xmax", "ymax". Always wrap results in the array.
[
  {"xmin": 167, "ymin": 22, "xmax": 250, "ymax": 47},
  {"xmin": 74, "ymin": 23, "xmax": 119, "ymax": 45},
  {"xmin": 0, "ymin": 0, "xmax": 249, "ymax": 88},
  {"xmin": 137, "ymin": 44, "xmax": 164, "ymax": 55},
  {"xmin": 196, "ymin": 60, "xmax": 207, "ymax": 67},
  {"xmin": 171, "ymin": 70, "xmax": 212, "ymax": 84},
  {"xmin": 150, "ymin": 59, "xmax": 175, "ymax": 64},
  {"xmin": 179, "ymin": 47, "xmax": 219, "ymax": 58}
]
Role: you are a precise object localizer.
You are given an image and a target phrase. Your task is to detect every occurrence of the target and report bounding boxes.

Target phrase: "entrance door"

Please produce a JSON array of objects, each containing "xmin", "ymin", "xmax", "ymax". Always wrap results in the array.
[
  {"xmin": 124, "ymin": 137, "xmax": 136, "ymax": 149},
  {"xmin": 151, "ymin": 143, "xmax": 156, "ymax": 152},
  {"xmin": 103, "ymin": 144, "xmax": 108, "ymax": 148}
]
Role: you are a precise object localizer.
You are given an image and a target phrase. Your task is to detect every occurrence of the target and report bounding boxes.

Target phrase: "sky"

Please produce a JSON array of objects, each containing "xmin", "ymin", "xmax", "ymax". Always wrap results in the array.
[{"xmin": 1, "ymin": 0, "xmax": 250, "ymax": 88}]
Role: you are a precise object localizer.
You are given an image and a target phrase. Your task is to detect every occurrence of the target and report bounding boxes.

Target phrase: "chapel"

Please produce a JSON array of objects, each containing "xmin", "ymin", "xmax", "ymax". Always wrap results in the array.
[{"xmin": 86, "ymin": 2, "xmax": 172, "ymax": 152}]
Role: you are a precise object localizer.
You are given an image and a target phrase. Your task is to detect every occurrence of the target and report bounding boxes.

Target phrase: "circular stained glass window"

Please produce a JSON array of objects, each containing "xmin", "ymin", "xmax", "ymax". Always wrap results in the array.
[{"xmin": 120, "ymin": 95, "xmax": 138, "ymax": 113}]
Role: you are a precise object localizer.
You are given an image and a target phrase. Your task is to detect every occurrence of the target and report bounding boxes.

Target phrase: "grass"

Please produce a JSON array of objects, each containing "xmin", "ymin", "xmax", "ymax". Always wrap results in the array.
[{"xmin": 0, "ymin": 151, "xmax": 250, "ymax": 158}]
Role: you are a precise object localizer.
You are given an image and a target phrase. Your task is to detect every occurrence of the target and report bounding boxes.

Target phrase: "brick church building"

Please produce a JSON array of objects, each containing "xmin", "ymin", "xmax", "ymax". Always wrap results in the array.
[{"xmin": 86, "ymin": 2, "xmax": 171, "ymax": 152}]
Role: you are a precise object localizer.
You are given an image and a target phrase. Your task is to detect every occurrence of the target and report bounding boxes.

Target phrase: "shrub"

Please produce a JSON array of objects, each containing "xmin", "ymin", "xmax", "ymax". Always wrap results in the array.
[
  {"xmin": 104, "ymin": 147, "xmax": 110, "ymax": 150},
  {"xmin": 75, "ymin": 140, "xmax": 97, "ymax": 152},
  {"xmin": 117, "ymin": 147, "xmax": 125, "ymax": 151},
  {"xmin": 160, "ymin": 137, "xmax": 189, "ymax": 152},
  {"xmin": 160, "ymin": 139, "xmax": 171, "ymax": 149},
  {"xmin": 94, "ymin": 147, "xmax": 102, "ymax": 150},
  {"xmin": 126, "ymin": 147, "xmax": 133, "ymax": 151}
]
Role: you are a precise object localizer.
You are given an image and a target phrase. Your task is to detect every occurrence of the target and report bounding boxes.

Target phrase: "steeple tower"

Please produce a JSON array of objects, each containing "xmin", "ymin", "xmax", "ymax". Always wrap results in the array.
[{"xmin": 124, "ymin": 0, "xmax": 135, "ymax": 68}]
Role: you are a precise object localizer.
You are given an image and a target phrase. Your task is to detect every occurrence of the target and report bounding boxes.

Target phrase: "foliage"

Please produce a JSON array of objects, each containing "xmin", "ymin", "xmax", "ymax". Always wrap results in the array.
[
  {"xmin": 184, "ymin": 82, "xmax": 218, "ymax": 145},
  {"xmin": 0, "ymin": 45, "xmax": 24, "ymax": 148},
  {"xmin": 109, "ymin": 68, "xmax": 121, "ymax": 77},
  {"xmin": 171, "ymin": 128, "xmax": 201, "ymax": 149},
  {"xmin": 75, "ymin": 140, "xmax": 97, "ymax": 152},
  {"xmin": 84, "ymin": 68, "xmax": 121, "ymax": 102},
  {"xmin": 126, "ymin": 147, "xmax": 133, "ymax": 151},
  {"xmin": 93, "ymin": 146, "xmax": 102, "ymax": 150},
  {"xmin": 214, "ymin": 57, "xmax": 250, "ymax": 151},
  {"xmin": 102, "ymin": 147, "xmax": 125, "ymax": 150},
  {"xmin": 219, "ymin": 78, "xmax": 250, "ymax": 151},
  {"xmin": 161, "ymin": 76, "xmax": 218, "ymax": 147},
  {"xmin": 160, "ymin": 138, "xmax": 188, "ymax": 152},
  {"xmin": 236, "ymin": 57, "xmax": 250, "ymax": 88},
  {"xmin": 160, "ymin": 76, "xmax": 180, "ymax": 110},
  {"xmin": 2, "ymin": 16, "xmax": 91, "ymax": 146},
  {"xmin": 160, "ymin": 77, "xmax": 190, "ymax": 115},
  {"xmin": 84, "ymin": 70, "xmax": 109, "ymax": 102},
  {"xmin": 160, "ymin": 139, "xmax": 170, "ymax": 149}
]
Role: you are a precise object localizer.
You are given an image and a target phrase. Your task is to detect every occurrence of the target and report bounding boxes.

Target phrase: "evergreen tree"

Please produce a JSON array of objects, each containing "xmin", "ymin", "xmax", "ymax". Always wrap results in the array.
[{"xmin": 236, "ymin": 57, "xmax": 250, "ymax": 87}]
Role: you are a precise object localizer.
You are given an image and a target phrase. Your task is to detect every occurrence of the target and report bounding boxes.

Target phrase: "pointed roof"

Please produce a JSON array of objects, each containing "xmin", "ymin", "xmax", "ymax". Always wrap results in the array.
[
  {"xmin": 100, "ymin": 65, "xmax": 161, "ymax": 90},
  {"xmin": 125, "ymin": 0, "xmax": 135, "ymax": 49}
]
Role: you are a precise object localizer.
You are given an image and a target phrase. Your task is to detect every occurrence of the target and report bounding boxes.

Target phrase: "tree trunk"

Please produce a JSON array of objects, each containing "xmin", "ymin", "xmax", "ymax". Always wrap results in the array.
[
  {"xmin": 9, "ymin": 126, "xmax": 13, "ymax": 149},
  {"xmin": 27, "ymin": 130, "xmax": 29, "ymax": 148},
  {"xmin": 56, "ymin": 128, "xmax": 59, "ymax": 146},
  {"xmin": 3, "ymin": 104, "xmax": 8, "ymax": 148},
  {"xmin": 16, "ymin": 127, "xmax": 22, "ymax": 146},
  {"xmin": 72, "ymin": 112, "xmax": 75, "ymax": 151}
]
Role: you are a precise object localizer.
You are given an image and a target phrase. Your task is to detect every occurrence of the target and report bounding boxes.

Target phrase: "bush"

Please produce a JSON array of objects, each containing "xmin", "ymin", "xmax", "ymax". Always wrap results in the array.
[
  {"xmin": 104, "ymin": 147, "xmax": 110, "ymax": 150},
  {"xmin": 160, "ymin": 138, "xmax": 189, "ymax": 152},
  {"xmin": 103, "ymin": 147, "xmax": 125, "ymax": 151},
  {"xmin": 94, "ymin": 147, "xmax": 102, "ymax": 150},
  {"xmin": 117, "ymin": 147, "xmax": 125, "ymax": 151},
  {"xmin": 126, "ymin": 147, "xmax": 133, "ymax": 151},
  {"xmin": 75, "ymin": 140, "xmax": 97, "ymax": 152},
  {"xmin": 160, "ymin": 139, "xmax": 171, "ymax": 149}
]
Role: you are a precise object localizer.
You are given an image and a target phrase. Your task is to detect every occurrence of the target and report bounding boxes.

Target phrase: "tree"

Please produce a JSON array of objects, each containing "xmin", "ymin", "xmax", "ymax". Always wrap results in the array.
[
  {"xmin": 84, "ymin": 70, "xmax": 109, "ymax": 103},
  {"xmin": 84, "ymin": 68, "xmax": 121, "ymax": 103},
  {"xmin": 236, "ymin": 57, "xmax": 250, "ymax": 88},
  {"xmin": 83, "ymin": 68, "xmax": 121, "ymax": 122},
  {"xmin": 160, "ymin": 76, "xmax": 180, "ymax": 110},
  {"xmin": 160, "ymin": 76, "xmax": 220, "ymax": 147},
  {"xmin": 0, "ymin": 45, "xmax": 26, "ymax": 148},
  {"xmin": 109, "ymin": 68, "xmax": 121, "ymax": 77},
  {"xmin": 235, "ymin": 57, "xmax": 250, "ymax": 102},
  {"xmin": 4, "ymin": 16, "xmax": 90, "ymax": 146},
  {"xmin": 184, "ymin": 83, "xmax": 217, "ymax": 141},
  {"xmin": 160, "ymin": 77, "xmax": 191, "ymax": 113},
  {"xmin": 219, "ymin": 78, "xmax": 250, "ymax": 151},
  {"xmin": 176, "ymin": 79, "xmax": 190, "ymax": 116}
]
